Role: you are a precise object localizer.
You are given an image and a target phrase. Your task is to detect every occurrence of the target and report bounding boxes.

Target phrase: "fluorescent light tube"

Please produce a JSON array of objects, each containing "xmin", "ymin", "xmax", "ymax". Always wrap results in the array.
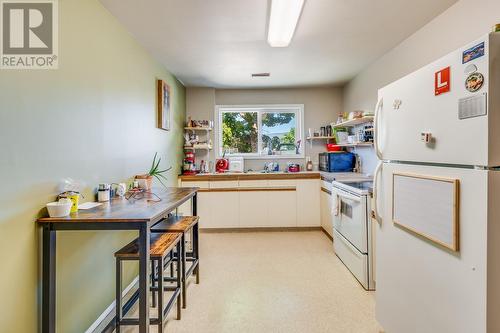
[{"xmin": 267, "ymin": 0, "xmax": 305, "ymax": 47}]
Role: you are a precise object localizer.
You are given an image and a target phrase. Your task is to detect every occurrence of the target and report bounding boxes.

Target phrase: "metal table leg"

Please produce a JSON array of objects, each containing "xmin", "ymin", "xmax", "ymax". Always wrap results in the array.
[
  {"xmin": 192, "ymin": 193, "xmax": 200, "ymax": 283},
  {"xmin": 181, "ymin": 233, "xmax": 186, "ymax": 308},
  {"xmin": 193, "ymin": 223, "xmax": 200, "ymax": 284},
  {"xmin": 42, "ymin": 224, "xmax": 56, "ymax": 333},
  {"xmin": 138, "ymin": 225, "xmax": 150, "ymax": 333}
]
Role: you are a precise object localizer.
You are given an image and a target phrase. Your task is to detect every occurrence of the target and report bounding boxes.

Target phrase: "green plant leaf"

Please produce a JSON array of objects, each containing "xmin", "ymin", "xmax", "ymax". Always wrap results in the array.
[
  {"xmin": 156, "ymin": 173, "xmax": 169, "ymax": 181},
  {"xmin": 149, "ymin": 152, "xmax": 158, "ymax": 174},
  {"xmin": 156, "ymin": 167, "xmax": 172, "ymax": 174},
  {"xmin": 151, "ymin": 157, "xmax": 161, "ymax": 174},
  {"xmin": 154, "ymin": 174, "xmax": 167, "ymax": 188}
]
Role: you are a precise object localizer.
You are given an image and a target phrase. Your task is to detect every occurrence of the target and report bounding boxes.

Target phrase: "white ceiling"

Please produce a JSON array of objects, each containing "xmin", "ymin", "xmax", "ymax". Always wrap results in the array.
[{"xmin": 100, "ymin": 0, "xmax": 457, "ymax": 88}]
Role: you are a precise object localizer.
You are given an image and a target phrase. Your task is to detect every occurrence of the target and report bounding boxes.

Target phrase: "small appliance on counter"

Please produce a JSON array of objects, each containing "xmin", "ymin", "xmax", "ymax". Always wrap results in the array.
[
  {"xmin": 182, "ymin": 151, "xmax": 197, "ymax": 175},
  {"xmin": 319, "ymin": 152, "xmax": 356, "ymax": 172},
  {"xmin": 228, "ymin": 157, "xmax": 244, "ymax": 173},
  {"xmin": 216, "ymin": 158, "xmax": 229, "ymax": 173}
]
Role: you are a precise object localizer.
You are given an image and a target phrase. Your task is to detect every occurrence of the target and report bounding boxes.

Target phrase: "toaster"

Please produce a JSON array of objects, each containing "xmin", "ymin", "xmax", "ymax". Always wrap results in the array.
[{"xmin": 228, "ymin": 157, "xmax": 244, "ymax": 173}]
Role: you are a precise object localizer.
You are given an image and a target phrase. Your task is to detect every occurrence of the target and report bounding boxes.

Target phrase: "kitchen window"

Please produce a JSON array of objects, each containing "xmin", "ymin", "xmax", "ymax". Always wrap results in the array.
[{"xmin": 215, "ymin": 105, "xmax": 304, "ymax": 159}]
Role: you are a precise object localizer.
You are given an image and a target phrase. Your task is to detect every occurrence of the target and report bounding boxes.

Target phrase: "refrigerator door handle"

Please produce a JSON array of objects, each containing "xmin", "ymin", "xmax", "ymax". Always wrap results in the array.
[
  {"xmin": 373, "ymin": 97, "xmax": 384, "ymax": 160},
  {"xmin": 373, "ymin": 161, "xmax": 383, "ymax": 223}
]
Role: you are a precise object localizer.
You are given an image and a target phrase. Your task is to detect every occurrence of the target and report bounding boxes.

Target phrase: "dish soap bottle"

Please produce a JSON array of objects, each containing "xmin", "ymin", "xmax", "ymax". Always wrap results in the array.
[{"xmin": 306, "ymin": 156, "xmax": 313, "ymax": 172}]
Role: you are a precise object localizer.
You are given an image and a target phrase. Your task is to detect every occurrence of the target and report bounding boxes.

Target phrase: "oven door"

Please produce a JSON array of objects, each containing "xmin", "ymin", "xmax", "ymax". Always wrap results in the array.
[
  {"xmin": 332, "ymin": 187, "xmax": 368, "ymax": 253},
  {"xmin": 319, "ymin": 153, "xmax": 329, "ymax": 172}
]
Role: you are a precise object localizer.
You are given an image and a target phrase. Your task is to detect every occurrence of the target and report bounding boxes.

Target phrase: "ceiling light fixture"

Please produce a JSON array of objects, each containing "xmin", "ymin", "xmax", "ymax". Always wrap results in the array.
[{"xmin": 267, "ymin": 0, "xmax": 305, "ymax": 47}]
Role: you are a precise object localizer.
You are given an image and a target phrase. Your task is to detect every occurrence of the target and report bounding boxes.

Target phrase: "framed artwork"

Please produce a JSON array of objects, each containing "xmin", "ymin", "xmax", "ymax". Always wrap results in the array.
[{"xmin": 157, "ymin": 79, "xmax": 171, "ymax": 130}]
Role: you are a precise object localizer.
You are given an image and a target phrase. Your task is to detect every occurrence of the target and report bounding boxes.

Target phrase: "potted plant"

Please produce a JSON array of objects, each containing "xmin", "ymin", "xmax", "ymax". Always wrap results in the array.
[{"xmin": 135, "ymin": 152, "xmax": 171, "ymax": 190}]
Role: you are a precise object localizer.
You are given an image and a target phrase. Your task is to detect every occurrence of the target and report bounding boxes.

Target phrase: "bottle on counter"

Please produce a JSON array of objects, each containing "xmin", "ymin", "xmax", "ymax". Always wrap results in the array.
[{"xmin": 306, "ymin": 156, "xmax": 313, "ymax": 171}]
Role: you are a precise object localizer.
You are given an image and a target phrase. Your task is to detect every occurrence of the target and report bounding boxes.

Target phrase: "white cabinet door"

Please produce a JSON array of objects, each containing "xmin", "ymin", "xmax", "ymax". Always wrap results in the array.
[
  {"xmin": 178, "ymin": 181, "xmax": 209, "ymax": 217},
  {"xmin": 197, "ymin": 192, "xmax": 212, "ymax": 228},
  {"xmin": 239, "ymin": 191, "xmax": 268, "ymax": 227},
  {"xmin": 320, "ymin": 189, "xmax": 333, "ymax": 236},
  {"xmin": 268, "ymin": 190, "xmax": 297, "ymax": 227},
  {"xmin": 296, "ymin": 179, "xmax": 320, "ymax": 226},
  {"xmin": 209, "ymin": 192, "xmax": 239, "ymax": 228}
]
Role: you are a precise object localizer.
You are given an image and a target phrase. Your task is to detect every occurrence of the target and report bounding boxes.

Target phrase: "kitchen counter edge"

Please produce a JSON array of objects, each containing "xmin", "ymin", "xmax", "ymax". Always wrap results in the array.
[{"xmin": 179, "ymin": 172, "xmax": 321, "ymax": 181}]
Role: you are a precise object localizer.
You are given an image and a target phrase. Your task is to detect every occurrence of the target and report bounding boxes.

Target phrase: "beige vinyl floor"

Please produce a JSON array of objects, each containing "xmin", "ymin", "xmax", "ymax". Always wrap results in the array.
[{"xmin": 116, "ymin": 230, "xmax": 382, "ymax": 333}]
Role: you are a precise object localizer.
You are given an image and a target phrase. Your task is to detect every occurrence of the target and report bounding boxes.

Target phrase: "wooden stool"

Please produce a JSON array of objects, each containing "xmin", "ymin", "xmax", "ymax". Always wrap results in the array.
[
  {"xmin": 114, "ymin": 232, "xmax": 182, "ymax": 333},
  {"xmin": 152, "ymin": 215, "xmax": 200, "ymax": 308}
]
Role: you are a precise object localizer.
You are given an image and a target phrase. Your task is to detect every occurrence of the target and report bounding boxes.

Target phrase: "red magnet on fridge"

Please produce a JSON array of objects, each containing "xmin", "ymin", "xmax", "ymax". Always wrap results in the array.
[{"xmin": 435, "ymin": 66, "xmax": 451, "ymax": 96}]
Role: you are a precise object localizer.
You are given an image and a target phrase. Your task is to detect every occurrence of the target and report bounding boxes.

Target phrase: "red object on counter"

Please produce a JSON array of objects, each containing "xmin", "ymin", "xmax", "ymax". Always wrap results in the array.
[
  {"xmin": 287, "ymin": 164, "xmax": 300, "ymax": 173},
  {"xmin": 326, "ymin": 143, "xmax": 342, "ymax": 152},
  {"xmin": 216, "ymin": 158, "xmax": 229, "ymax": 173},
  {"xmin": 182, "ymin": 150, "xmax": 197, "ymax": 175}
]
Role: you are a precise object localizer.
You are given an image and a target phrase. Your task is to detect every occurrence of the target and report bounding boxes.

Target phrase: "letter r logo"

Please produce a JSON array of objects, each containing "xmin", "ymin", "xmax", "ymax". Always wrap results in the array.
[{"xmin": 2, "ymin": 2, "xmax": 53, "ymax": 54}]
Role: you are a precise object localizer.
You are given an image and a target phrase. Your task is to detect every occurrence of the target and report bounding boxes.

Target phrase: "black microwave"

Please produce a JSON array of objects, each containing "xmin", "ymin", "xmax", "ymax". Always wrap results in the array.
[{"xmin": 319, "ymin": 152, "xmax": 356, "ymax": 172}]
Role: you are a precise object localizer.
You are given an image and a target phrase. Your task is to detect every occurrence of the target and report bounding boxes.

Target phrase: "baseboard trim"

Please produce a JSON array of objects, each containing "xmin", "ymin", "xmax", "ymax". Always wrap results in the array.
[
  {"xmin": 85, "ymin": 276, "xmax": 139, "ymax": 333},
  {"xmin": 200, "ymin": 226, "xmax": 322, "ymax": 233},
  {"xmin": 321, "ymin": 227, "xmax": 333, "ymax": 241}
]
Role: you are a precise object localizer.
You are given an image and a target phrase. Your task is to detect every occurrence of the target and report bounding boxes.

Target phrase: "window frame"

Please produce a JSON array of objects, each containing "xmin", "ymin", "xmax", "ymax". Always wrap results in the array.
[{"xmin": 215, "ymin": 104, "xmax": 305, "ymax": 159}]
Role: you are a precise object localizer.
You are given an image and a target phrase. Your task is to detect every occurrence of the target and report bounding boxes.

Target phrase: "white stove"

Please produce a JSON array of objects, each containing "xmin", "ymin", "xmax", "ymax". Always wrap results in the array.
[{"xmin": 331, "ymin": 179, "xmax": 374, "ymax": 290}]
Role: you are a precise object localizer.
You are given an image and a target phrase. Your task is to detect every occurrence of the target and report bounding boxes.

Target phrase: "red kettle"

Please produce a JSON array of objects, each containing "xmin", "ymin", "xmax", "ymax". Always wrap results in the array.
[{"xmin": 216, "ymin": 158, "xmax": 229, "ymax": 173}]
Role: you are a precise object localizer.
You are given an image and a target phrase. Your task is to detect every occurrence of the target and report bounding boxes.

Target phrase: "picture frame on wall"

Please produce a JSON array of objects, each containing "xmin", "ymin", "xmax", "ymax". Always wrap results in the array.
[{"xmin": 157, "ymin": 79, "xmax": 171, "ymax": 130}]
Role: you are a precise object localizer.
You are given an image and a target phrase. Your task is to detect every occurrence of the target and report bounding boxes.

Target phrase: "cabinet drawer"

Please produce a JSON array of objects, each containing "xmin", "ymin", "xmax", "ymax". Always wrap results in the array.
[
  {"xmin": 239, "ymin": 180, "xmax": 268, "ymax": 188},
  {"xmin": 181, "ymin": 181, "xmax": 209, "ymax": 189},
  {"xmin": 268, "ymin": 179, "xmax": 296, "ymax": 187},
  {"xmin": 333, "ymin": 229, "xmax": 369, "ymax": 289}
]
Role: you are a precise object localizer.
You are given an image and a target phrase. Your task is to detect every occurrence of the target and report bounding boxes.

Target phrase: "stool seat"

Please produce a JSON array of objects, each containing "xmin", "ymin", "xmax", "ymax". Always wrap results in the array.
[
  {"xmin": 152, "ymin": 215, "xmax": 199, "ymax": 233},
  {"xmin": 115, "ymin": 232, "xmax": 182, "ymax": 259},
  {"xmin": 115, "ymin": 231, "xmax": 183, "ymax": 332},
  {"xmin": 152, "ymin": 215, "xmax": 200, "ymax": 310}
]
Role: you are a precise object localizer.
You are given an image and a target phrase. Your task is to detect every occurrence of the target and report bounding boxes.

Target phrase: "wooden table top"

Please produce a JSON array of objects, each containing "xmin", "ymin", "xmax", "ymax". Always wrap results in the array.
[{"xmin": 37, "ymin": 187, "xmax": 198, "ymax": 224}]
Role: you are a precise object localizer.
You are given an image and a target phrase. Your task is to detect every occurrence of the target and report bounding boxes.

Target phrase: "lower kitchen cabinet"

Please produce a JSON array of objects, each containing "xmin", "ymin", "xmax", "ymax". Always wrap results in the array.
[
  {"xmin": 240, "ymin": 190, "xmax": 297, "ymax": 227},
  {"xmin": 178, "ymin": 176, "xmax": 320, "ymax": 229},
  {"xmin": 239, "ymin": 191, "xmax": 268, "ymax": 227},
  {"xmin": 209, "ymin": 192, "xmax": 239, "ymax": 228},
  {"xmin": 197, "ymin": 192, "xmax": 212, "ymax": 228},
  {"xmin": 296, "ymin": 179, "xmax": 320, "ymax": 226},
  {"xmin": 268, "ymin": 190, "xmax": 297, "ymax": 227}
]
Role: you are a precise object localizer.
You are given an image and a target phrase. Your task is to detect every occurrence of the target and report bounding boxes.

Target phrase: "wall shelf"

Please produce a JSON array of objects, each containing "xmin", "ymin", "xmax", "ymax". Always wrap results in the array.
[
  {"xmin": 331, "ymin": 142, "xmax": 373, "ymax": 148},
  {"xmin": 184, "ymin": 144, "xmax": 213, "ymax": 150},
  {"xmin": 306, "ymin": 136, "xmax": 336, "ymax": 140},
  {"xmin": 332, "ymin": 116, "xmax": 374, "ymax": 128},
  {"xmin": 184, "ymin": 127, "xmax": 213, "ymax": 131}
]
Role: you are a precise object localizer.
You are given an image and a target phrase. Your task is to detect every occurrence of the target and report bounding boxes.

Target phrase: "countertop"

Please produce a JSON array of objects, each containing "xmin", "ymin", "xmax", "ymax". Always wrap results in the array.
[{"xmin": 179, "ymin": 171, "xmax": 321, "ymax": 181}]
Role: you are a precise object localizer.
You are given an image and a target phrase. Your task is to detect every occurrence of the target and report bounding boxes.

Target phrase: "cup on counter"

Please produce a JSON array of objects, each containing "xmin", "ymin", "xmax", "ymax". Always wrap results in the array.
[
  {"xmin": 116, "ymin": 183, "xmax": 127, "ymax": 197},
  {"xmin": 58, "ymin": 191, "xmax": 80, "ymax": 213}
]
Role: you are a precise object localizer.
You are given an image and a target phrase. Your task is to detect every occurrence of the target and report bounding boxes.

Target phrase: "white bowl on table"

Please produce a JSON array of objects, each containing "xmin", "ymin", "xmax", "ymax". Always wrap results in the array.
[{"xmin": 46, "ymin": 201, "xmax": 72, "ymax": 218}]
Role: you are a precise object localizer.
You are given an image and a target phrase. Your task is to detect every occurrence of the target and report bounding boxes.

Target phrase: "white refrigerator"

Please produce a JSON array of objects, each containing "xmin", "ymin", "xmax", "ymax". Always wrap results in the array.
[{"xmin": 373, "ymin": 32, "xmax": 500, "ymax": 333}]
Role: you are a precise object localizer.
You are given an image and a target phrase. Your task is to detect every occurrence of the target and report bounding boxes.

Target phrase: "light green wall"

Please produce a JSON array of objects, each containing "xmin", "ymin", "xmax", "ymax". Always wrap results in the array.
[{"xmin": 0, "ymin": 0, "xmax": 186, "ymax": 332}]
